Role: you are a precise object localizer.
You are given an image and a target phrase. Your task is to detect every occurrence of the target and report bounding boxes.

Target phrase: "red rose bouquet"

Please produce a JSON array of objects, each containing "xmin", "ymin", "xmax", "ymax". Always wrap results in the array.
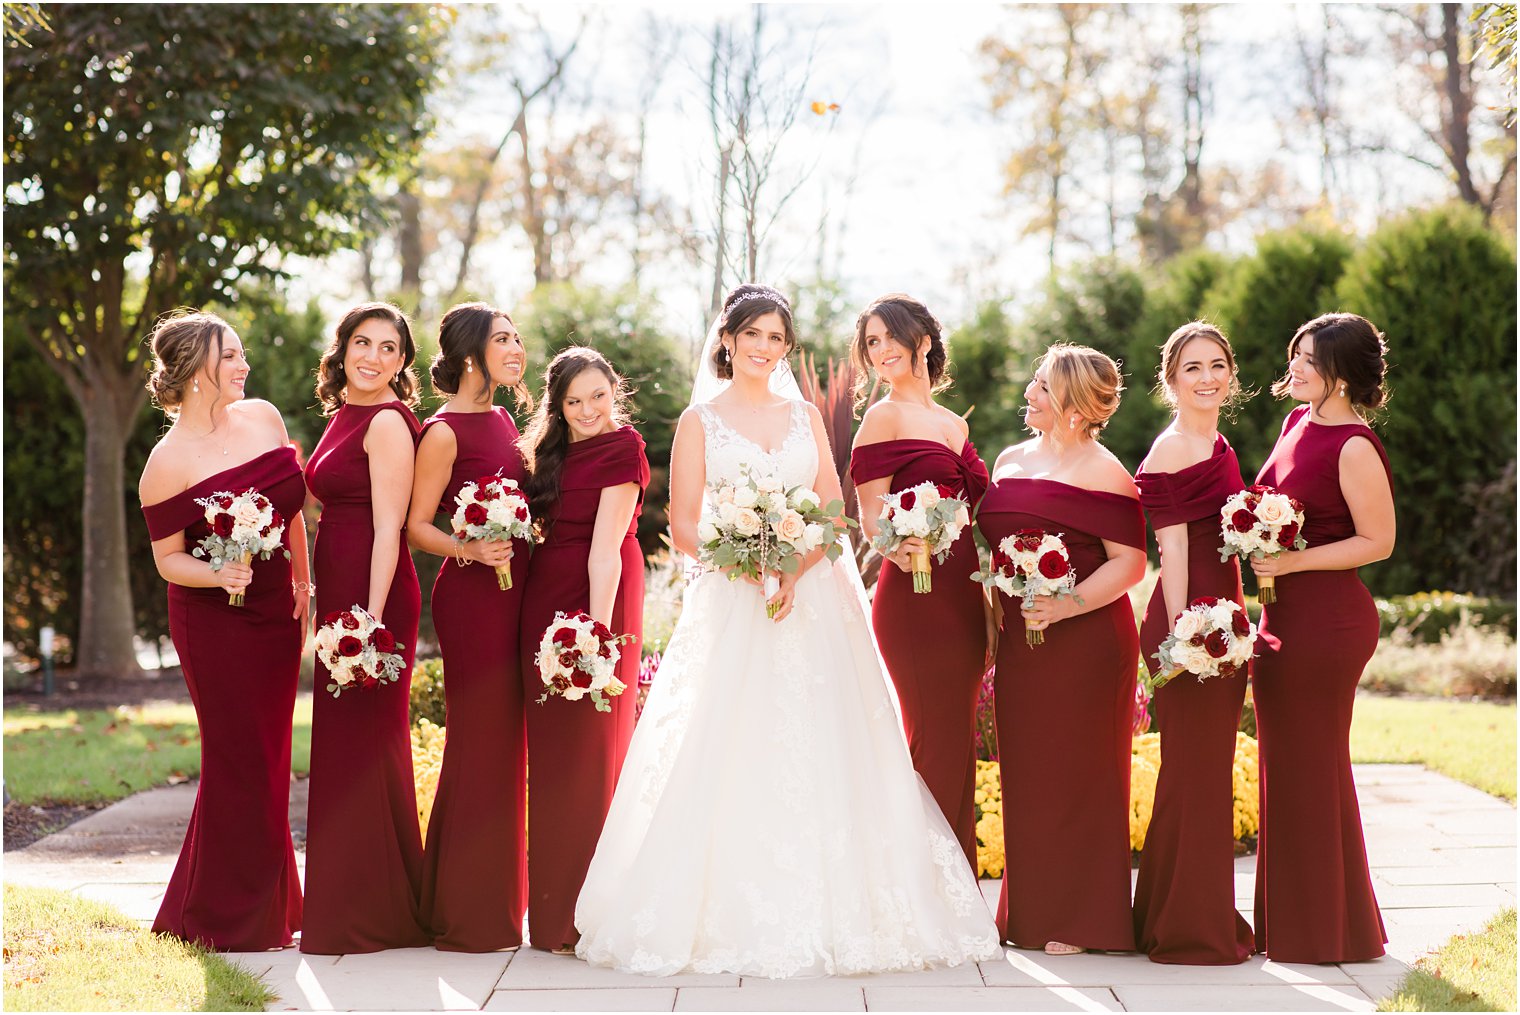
[
  {"xmin": 1219, "ymin": 484, "xmax": 1306, "ymax": 604},
  {"xmin": 313, "ymin": 605, "xmax": 407, "ymax": 698},
  {"xmin": 1151, "ymin": 595, "xmax": 1257, "ymax": 689},
  {"xmin": 970, "ymin": 528, "xmax": 1080, "ymax": 646},
  {"xmin": 192, "ymin": 488, "xmax": 289, "ymax": 606},
  {"xmin": 534, "ymin": 611, "xmax": 635, "ymax": 712},
  {"xmin": 450, "ymin": 472, "xmax": 534, "ymax": 590}
]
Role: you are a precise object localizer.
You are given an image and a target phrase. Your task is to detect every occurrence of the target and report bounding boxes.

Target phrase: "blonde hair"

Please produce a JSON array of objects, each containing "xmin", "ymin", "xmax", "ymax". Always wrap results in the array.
[
  {"xmin": 145, "ymin": 309, "xmax": 233, "ymax": 417},
  {"xmin": 1038, "ymin": 343, "xmax": 1124, "ymax": 440}
]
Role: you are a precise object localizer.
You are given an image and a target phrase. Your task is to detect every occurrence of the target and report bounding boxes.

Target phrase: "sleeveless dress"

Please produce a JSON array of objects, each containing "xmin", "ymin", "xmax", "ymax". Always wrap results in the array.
[
  {"xmin": 518, "ymin": 425, "xmax": 650, "ymax": 952},
  {"xmin": 574, "ymin": 400, "xmax": 1001, "ymax": 977},
  {"xmin": 1252, "ymin": 405, "xmax": 1392, "ymax": 963},
  {"xmin": 977, "ymin": 478, "xmax": 1144, "ymax": 951},
  {"xmin": 418, "ymin": 407, "xmax": 531, "ymax": 952},
  {"xmin": 300, "ymin": 400, "xmax": 430, "ymax": 954},
  {"xmin": 1131, "ymin": 434, "xmax": 1255, "ymax": 964},
  {"xmin": 140, "ymin": 446, "xmax": 305, "ymax": 951},
  {"xmin": 848, "ymin": 438, "xmax": 990, "ymax": 868}
]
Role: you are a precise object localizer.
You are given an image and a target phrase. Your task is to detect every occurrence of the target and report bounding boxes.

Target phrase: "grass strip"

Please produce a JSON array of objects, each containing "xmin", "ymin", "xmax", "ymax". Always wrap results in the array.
[
  {"xmin": 1350, "ymin": 695, "xmax": 1517, "ymax": 802},
  {"xmin": 2, "ymin": 883, "xmax": 274, "ymax": 1011},
  {"xmin": 1379, "ymin": 908, "xmax": 1516, "ymax": 1012}
]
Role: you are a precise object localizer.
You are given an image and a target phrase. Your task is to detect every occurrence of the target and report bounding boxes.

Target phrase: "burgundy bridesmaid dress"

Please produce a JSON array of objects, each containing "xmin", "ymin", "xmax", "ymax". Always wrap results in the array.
[
  {"xmin": 140, "ymin": 446, "xmax": 305, "ymax": 951},
  {"xmin": 1131, "ymin": 434, "xmax": 1255, "ymax": 964},
  {"xmin": 419, "ymin": 407, "xmax": 531, "ymax": 952},
  {"xmin": 1252, "ymin": 405, "xmax": 1391, "ymax": 963},
  {"xmin": 518, "ymin": 425, "xmax": 649, "ymax": 952},
  {"xmin": 300, "ymin": 401, "xmax": 430, "ymax": 954},
  {"xmin": 978, "ymin": 479, "xmax": 1144, "ymax": 950},
  {"xmin": 849, "ymin": 438, "xmax": 990, "ymax": 868}
]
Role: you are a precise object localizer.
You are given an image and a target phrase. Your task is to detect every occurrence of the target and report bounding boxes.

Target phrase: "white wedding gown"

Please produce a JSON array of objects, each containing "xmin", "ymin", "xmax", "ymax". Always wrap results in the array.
[{"xmin": 574, "ymin": 400, "xmax": 1001, "ymax": 977}]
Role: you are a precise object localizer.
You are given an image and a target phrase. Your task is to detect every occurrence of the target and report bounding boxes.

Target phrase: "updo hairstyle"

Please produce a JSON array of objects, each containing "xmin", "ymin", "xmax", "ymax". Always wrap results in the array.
[
  {"xmin": 712, "ymin": 284, "xmax": 796, "ymax": 380},
  {"xmin": 1270, "ymin": 312, "xmax": 1389, "ymax": 414},
  {"xmin": 315, "ymin": 301, "xmax": 421, "ymax": 415},
  {"xmin": 145, "ymin": 309, "xmax": 232, "ymax": 416},
  {"xmin": 1155, "ymin": 320, "xmax": 1250, "ymax": 417},
  {"xmin": 849, "ymin": 293, "xmax": 949, "ymax": 411},
  {"xmin": 428, "ymin": 301, "xmax": 531, "ymax": 408},
  {"xmin": 1039, "ymin": 343, "xmax": 1124, "ymax": 440}
]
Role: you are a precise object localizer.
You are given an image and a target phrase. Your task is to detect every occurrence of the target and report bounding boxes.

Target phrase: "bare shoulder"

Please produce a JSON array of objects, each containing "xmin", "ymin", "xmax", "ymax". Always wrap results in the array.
[
  {"xmin": 853, "ymin": 400, "xmax": 899, "ymax": 448},
  {"xmin": 800, "ymin": 399, "xmax": 825, "ymax": 426},
  {"xmin": 138, "ymin": 438, "xmax": 184, "ymax": 506},
  {"xmin": 991, "ymin": 437, "xmax": 1038, "ymax": 478},
  {"xmin": 232, "ymin": 398, "xmax": 288, "ymax": 440},
  {"xmin": 1083, "ymin": 447, "xmax": 1139, "ymax": 499},
  {"xmin": 1142, "ymin": 428, "xmax": 1207, "ymax": 475},
  {"xmin": 416, "ymin": 416, "xmax": 456, "ymax": 456},
  {"xmin": 934, "ymin": 402, "xmax": 971, "ymax": 441},
  {"xmin": 1339, "ymin": 432, "xmax": 1389, "ymax": 483},
  {"xmin": 365, "ymin": 405, "xmax": 414, "ymax": 449}
]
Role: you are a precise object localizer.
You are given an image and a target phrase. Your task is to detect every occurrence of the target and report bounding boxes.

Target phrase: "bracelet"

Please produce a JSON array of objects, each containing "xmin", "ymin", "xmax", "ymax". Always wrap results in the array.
[
  {"xmin": 451, "ymin": 536, "xmax": 472, "ymax": 567},
  {"xmin": 292, "ymin": 580, "xmax": 316, "ymax": 596}
]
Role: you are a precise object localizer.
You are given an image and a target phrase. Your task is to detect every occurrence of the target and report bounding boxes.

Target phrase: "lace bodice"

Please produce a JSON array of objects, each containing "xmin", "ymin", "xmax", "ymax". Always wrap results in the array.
[{"xmin": 695, "ymin": 400, "xmax": 818, "ymax": 495}]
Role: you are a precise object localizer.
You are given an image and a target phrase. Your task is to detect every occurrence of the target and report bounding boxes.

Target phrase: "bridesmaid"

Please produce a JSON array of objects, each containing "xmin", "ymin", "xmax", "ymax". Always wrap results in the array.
[
  {"xmin": 978, "ymin": 343, "xmax": 1146, "ymax": 955},
  {"xmin": 847, "ymin": 294, "xmax": 989, "ymax": 869},
  {"xmin": 138, "ymin": 310, "xmax": 306, "ymax": 950},
  {"xmin": 407, "ymin": 302, "xmax": 533, "ymax": 952},
  {"xmin": 1249, "ymin": 313, "xmax": 1395, "ymax": 964},
  {"xmin": 300, "ymin": 302, "xmax": 430, "ymax": 954},
  {"xmin": 517, "ymin": 346, "xmax": 649, "ymax": 954},
  {"xmin": 1130, "ymin": 322, "xmax": 1254, "ymax": 965}
]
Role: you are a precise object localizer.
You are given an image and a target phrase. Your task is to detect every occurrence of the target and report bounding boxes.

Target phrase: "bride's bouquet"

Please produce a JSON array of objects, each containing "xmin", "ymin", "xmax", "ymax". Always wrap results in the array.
[
  {"xmin": 192, "ymin": 488, "xmax": 289, "ymax": 606},
  {"xmin": 696, "ymin": 468, "xmax": 855, "ymax": 618},
  {"xmin": 313, "ymin": 606, "xmax": 407, "ymax": 698},
  {"xmin": 1151, "ymin": 596, "xmax": 1257, "ymax": 689},
  {"xmin": 1219, "ymin": 484, "xmax": 1305, "ymax": 604},
  {"xmin": 870, "ymin": 481, "xmax": 971, "ymax": 594},
  {"xmin": 970, "ymin": 529, "xmax": 1080, "ymax": 646},
  {"xmin": 451, "ymin": 472, "xmax": 533, "ymax": 590},
  {"xmin": 535, "ymin": 611, "xmax": 633, "ymax": 712}
]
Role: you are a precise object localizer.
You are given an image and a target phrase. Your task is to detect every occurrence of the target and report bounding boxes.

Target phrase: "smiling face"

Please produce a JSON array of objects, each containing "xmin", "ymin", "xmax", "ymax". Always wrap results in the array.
[
  {"xmin": 342, "ymin": 318, "xmax": 404, "ymax": 402},
  {"xmin": 201, "ymin": 328, "xmax": 249, "ymax": 404},
  {"xmin": 483, "ymin": 315, "xmax": 526, "ymax": 390},
  {"xmin": 723, "ymin": 310, "xmax": 790, "ymax": 383},
  {"xmin": 862, "ymin": 314, "xmax": 929, "ymax": 387},
  {"xmin": 1169, "ymin": 335, "xmax": 1233, "ymax": 413},
  {"xmin": 1285, "ymin": 332, "xmax": 1331, "ymax": 405},
  {"xmin": 560, "ymin": 364, "xmax": 617, "ymax": 441},
  {"xmin": 1022, "ymin": 364, "xmax": 1056, "ymax": 434}
]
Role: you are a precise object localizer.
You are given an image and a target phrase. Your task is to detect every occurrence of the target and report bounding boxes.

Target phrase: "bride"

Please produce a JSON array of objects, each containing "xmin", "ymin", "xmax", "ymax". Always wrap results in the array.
[{"xmin": 573, "ymin": 284, "xmax": 1001, "ymax": 977}]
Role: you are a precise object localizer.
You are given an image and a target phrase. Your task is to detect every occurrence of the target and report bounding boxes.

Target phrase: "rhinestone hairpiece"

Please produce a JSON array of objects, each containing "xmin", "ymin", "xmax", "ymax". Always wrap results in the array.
[{"xmin": 724, "ymin": 288, "xmax": 790, "ymax": 312}]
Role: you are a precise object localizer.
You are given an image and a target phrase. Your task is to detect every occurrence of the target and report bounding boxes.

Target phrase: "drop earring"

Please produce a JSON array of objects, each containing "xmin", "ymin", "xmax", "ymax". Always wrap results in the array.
[
  {"xmin": 1338, "ymin": 384, "xmax": 1347, "ymax": 396},
  {"xmin": 192, "ymin": 379, "xmax": 200, "ymax": 394},
  {"xmin": 1069, "ymin": 416, "xmax": 1077, "ymax": 430},
  {"xmin": 466, "ymin": 359, "xmax": 473, "ymax": 373}
]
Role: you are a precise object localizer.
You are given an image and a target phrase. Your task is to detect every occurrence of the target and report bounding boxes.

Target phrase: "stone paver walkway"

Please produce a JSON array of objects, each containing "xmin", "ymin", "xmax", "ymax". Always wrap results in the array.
[{"xmin": 5, "ymin": 764, "xmax": 1514, "ymax": 1011}]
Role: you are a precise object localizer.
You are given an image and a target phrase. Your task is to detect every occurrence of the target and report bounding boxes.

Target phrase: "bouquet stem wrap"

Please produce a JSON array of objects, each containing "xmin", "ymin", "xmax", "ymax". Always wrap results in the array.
[
  {"xmin": 230, "ymin": 550, "xmax": 253, "ymax": 607},
  {"xmin": 910, "ymin": 544, "xmax": 933, "ymax": 594},
  {"xmin": 1256, "ymin": 574, "xmax": 1276, "ymax": 604}
]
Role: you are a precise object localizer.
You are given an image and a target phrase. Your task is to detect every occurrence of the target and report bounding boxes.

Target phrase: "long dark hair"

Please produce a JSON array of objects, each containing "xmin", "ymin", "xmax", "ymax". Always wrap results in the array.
[
  {"xmin": 428, "ymin": 301, "xmax": 531, "ymax": 408},
  {"xmin": 849, "ymin": 293, "xmax": 949, "ymax": 413},
  {"xmin": 519, "ymin": 346, "xmax": 631, "ymax": 533},
  {"xmin": 315, "ymin": 301, "xmax": 420, "ymax": 415}
]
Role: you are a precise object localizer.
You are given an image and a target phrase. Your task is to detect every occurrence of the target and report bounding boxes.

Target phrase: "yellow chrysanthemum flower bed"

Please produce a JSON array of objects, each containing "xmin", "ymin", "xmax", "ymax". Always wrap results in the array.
[
  {"xmin": 411, "ymin": 718, "xmax": 446, "ymax": 841},
  {"xmin": 973, "ymin": 733, "xmax": 1259, "ymax": 876}
]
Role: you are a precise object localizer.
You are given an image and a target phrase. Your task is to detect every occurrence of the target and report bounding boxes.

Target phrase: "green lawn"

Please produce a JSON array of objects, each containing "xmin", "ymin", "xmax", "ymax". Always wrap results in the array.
[
  {"xmin": 3, "ymin": 697, "xmax": 313, "ymax": 806},
  {"xmin": 1350, "ymin": 695, "xmax": 1517, "ymax": 802},
  {"xmin": 2, "ymin": 883, "xmax": 274, "ymax": 1011},
  {"xmin": 1379, "ymin": 908, "xmax": 1516, "ymax": 1012}
]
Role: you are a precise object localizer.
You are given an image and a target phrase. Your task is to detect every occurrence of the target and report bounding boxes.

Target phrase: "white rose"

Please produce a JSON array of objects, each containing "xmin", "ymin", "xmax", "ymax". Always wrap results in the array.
[
  {"xmin": 1255, "ymin": 493, "xmax": 1295, "ymax": 528},
  {"xmin": 1209, "ymin": 602, "xmax": 1238, "ymax": 633},
  {"xmin": 955, "ymin": 503, "xmax": 971, "ymax": 527},
  {"xmin": 717, "ymin": 501, "xmax": 739, "ymax": 526},
  {"xmin": 1173, "ymin": 608, "xmax": 1210, "ymax": 643},
  {"xmin": 733, "ymin": 486, "xmax": 759, "ymax": 509},
  {"xmin": 716, "ymin": 485, "xmax": 736, "ymax": 506},
  {"xmin": 794, "ymin": 487, "xmax": 822, "ymax": 511},
  {"xmin": 774, "ymin": 509, "xmax": 807, "ymax": 543},
  {"xmin": 755, "ymin": 475, "xmax": 783, "ymax": 494},
  {"xmin": 233, "ymin": 499, "xmax": 262, "ymax": 528},
  {"xmin": 802, "ymin": 522, "xmax": 825, "ymax": 550},
  {"xmin": 1038, "ymin": 534, "xmax": 1064, "ymax": 555},
  {"xmin": 733, "ymin": 507, "xmax": 762, "ymax": 537},
  {"xmin": 575, "ymin": 630, "xmax": 598, "ymax": 656},
  {"xmin": 697, "ymin": 518, "xmax": 721, "ymax": 543},
  {"xmin": 563, "ymin": 684, "xmax": 587, "ymax": 701},
  {"xmin": 916, "ymin": 483, "xmax": 941, "ymax": 509}
]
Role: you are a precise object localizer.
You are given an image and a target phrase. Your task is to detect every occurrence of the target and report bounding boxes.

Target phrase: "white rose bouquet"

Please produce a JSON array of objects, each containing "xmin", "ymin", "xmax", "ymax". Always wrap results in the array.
[
  {"xmin": 1219, "ymin": 484, "xmax": 1306, "ymax": 604},
  {"xmin": 970, "ymin": 528, "xmax": 1080, "ymax": 646},
  {"xmin": 451, "ymin": 472, "xmax": 534, "ymax": 590},
  {"xmin": 192, "ymin": 488, "xmax": 289, "ymax": 606},
  {"xmin": 1151, "ymin": 596, "xmax": 1257, "ymax": 688},
  {"xmin": 535, "ymin": 611, "xmax": 634, "ymax": 712},
  {"xmin": 870, "ymin": 481, "xmax": 972, "ymax": 594},
  {"xmin": 697, "ymin": 467, "xmax": 856, "ymax": 618},
  {"xmin": 313, "ymin": 606, "xmax": 407, "ymax": 698}
]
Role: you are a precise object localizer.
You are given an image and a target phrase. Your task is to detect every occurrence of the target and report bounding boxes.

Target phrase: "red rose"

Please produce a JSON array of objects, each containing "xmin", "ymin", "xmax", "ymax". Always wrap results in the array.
[
  {"xmin": 338, "ymin": 635, "xmax": 363, "ymax": 657},
  {"xmin": 478, "ymin": 485, "xmax": 499, "ymax": 502},
  {"xmin": 339, "ymin": 610, "xmax": 360, "ymax": 630},
  {"xmin": 1037, "ymin": 551, "xmax": 1068, "ymax": 579},
  {"xmin": 558, "ymin": 650, "xmax": 578, "ymax": 669},
  {"xmin": 260, "ymin": 524, "xmax": 274, "ymax": 538},
  {"xmin": 553, "ymin": 628, "xmax": 577, "ymax": 648},
  {"xmin": 899, "ymin": 490, "xmax": 917, "ymax": 510},
  {"xmin": 935, "ymin": 483, "xmax": 956, "ymax": 500},
  {"xmin": 551, "ymin": 674, "xmax": 572, "ymax": 691},
  {"xmin": 1013, "ymin": 529, "xmax": 1045, "ymax": 552},
  {"xmin": 323, "ymin": 611, "xmax": 343, "ymax": 627},
  {"xmin": 1204, "ymin": 630, "xmax": 1229, "ymax": 658},
  {"xmin": 592, "ymin": 620, "xmax": 613, "ymax": 641},
  {"xmin": 1218, "ymin": 661, "xmax": 1238, "ymax": 678},
  {"xmin": 269, "ymin": 509, "xmax": 283, "ymax": 528},
  {"xmin": 1232, "ymin": 611, "xmax": 1251, "ymax": 637},
  {"xmin": 598, "ymin": 644, "xmax": 613, "ymax": 659},
  {"xmin": 1189, "ymin": 596, "xmax": 1220, "ymax": 609},
  {"xmin": 1277, "ymin": 521, "xmax": 1300, "ymax": 547},
  {"xmin": 1246, "ymin": 484, "xmax": 1273, "ymax": 496},
  {"xmin": 1189, "ymin": 634, "xmax": 1206, "ymax": 646},
  {"xmin": 215, "ymin": 495, "xmax": 233, "ymax": 509},
  {"xmin": 1230, "ymin": 509, "xmax": 1256, "ymax": 533},
  {"xmin": 570, "ymin": 668, "xmax": 594, "ymax": 689},
  {"xmin": 991, "ymin": 549, "xmax": 1012, "ymax": 572},
  {"xmin": 464, "ymin": 502, "xmax": 489, "ymax": 526},
  {"xmin": 514, "ymin": 505, "xmax": 528, "ymax": 522},
  {"xmin": 212, "ymin": 513, "xmax": 235, "ymax": 538},
  {"xmin": 372, "ymin": 628, "xmax": 396, "ymax": 653}
]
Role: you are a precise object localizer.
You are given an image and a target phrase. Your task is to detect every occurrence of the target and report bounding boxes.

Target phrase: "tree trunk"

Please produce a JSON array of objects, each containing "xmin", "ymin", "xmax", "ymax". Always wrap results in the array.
[
  {"xmin": 76, "ymin": 388, "xmax": 141, "ymax": 678},
  {"xmin": 1443, "ymin": 2, "xmax": 1480, "ymax": 206},
  {"xmin": 397, "ymin": 182, "xmax": 424, "ymax": 312}
]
